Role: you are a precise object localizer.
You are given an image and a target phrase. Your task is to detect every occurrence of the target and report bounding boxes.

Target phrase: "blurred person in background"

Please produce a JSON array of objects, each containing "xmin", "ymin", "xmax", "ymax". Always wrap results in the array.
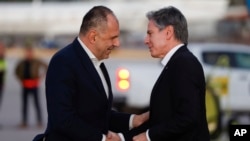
[
  {"xmin": 15, "ymin": 42, "xmax": 48, "ymax": 129},
  {"xmin": 0, "ymin": 42, "xmax": 7, "ymax": 127},
  {"xmin": 123, "ymin": 6, "xmax": 210, "ymax": 141},
  {"xmin": 33, "ymin": 5, "xmax": 149, "ymax": 141}
]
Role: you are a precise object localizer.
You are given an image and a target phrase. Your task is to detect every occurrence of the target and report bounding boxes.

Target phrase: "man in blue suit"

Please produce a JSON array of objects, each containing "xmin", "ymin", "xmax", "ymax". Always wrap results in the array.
[
  {"xmin": 124, "ymin": 6, "xmax": 210, "ymax": 141},
  {"xmin": 33, "ymin": 6, "xmax": 149, "ymax": 141}
]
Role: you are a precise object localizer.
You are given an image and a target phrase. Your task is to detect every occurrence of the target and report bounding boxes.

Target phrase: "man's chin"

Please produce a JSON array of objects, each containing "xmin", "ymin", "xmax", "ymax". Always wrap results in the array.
[
  {"xmin": 150, "ymin": 52, "xmax": 156, "ymax": 58},
  {"xmin": 103, "ymin": 55, "xmax": 109, "ymax": 60}
]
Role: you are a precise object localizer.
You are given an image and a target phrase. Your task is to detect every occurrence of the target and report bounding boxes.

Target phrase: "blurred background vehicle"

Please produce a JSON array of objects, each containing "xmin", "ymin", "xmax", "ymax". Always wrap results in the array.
[
  {"xmin": 189, "ymin": 43, "xmax": 250, "ymax": 139},
  {"xmin": 0, "ymin": 0, "xmax": 250, "ymax": 141}
]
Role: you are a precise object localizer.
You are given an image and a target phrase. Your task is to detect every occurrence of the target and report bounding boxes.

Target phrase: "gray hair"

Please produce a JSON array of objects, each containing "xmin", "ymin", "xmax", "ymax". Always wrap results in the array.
[
  {"xmin": 146, "ymin": 6, "xmax": 188, "ymax": 44},
  {"xmin": 80, "ymin": 6, "xmax": 116, "ymax": 35}
]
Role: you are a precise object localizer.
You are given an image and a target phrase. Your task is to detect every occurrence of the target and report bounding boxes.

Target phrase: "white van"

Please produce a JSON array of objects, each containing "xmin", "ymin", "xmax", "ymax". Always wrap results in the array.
[
  {"xmin": 105, "ymin": 42, "xmax": 250, "ymax": 139},
  {"xmin": 189, "ymin": 43, "xmax": 250, "ymax": 138},
  {"xmin": 190, "ymin": 43, "xmax": 250, "ymax": 112}
]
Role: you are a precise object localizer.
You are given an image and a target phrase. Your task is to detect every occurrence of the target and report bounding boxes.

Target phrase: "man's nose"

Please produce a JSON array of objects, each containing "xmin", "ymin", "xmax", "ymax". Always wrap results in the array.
[{"xmin": 114, "ymin": 38, "xmax": 120, "ymax": 48}]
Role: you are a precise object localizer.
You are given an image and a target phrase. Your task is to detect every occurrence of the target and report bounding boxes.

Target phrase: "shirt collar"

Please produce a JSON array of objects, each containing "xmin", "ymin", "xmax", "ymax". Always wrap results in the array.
[
  {"xmin": 161, "ymin": 44, "xmax": 184, "ymax": 66},
  {"xmin": 77, "ymin": 37, "xmax": 103, "ymax": 67}
]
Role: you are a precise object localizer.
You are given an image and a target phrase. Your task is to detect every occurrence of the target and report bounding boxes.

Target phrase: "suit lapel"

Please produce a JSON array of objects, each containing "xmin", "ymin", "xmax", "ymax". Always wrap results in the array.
[
  {"xmin": 72, "ymin": 38, "xmax": 108, "ymax": 100},
  {"xmin": 151, "ymin": 64, "xmax": 168, "ymax": 95},
  {"xmin": 100, "ymin": 63, "xmax": 113, "ymax": 103}
]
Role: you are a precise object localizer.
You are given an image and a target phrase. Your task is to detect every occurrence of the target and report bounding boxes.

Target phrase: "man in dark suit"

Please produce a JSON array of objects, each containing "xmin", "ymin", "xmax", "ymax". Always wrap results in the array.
[
  {"xmin": 124, "ymin": 6, "xmax": 210, "ymax": 141},
  {"xmin": 33, "ymin": 6, "xmax": 149, "ymax": 141}
]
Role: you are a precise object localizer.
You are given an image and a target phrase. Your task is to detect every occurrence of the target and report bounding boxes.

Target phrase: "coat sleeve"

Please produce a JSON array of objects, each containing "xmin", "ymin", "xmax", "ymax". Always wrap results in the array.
[
  {"xmin": 123, "ymin": 121, "xmax": 150, "ymax": 141},
  {"xmin": 109, "ymin": 110, "xmax": 131, "ymax": 132},
  {"xmin": 15, "ymin": 61, "xmax": 23, "ymax": 81}
]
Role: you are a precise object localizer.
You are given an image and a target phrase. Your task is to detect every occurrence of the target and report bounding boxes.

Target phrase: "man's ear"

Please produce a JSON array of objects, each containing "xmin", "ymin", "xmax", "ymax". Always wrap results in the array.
[
  {"xmin": 165, "ymin": 25, "xmax": 174, "ymax": 40},
  {"xmin": 88, "ymin": 29, "xmax": 97, "ymax": 44}
]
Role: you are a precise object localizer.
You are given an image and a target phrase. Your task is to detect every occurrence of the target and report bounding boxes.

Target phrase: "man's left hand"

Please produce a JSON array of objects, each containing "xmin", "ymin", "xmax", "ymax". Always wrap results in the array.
[
  {"xmin": 106, "ymin": 131, "xmax": 121, "ymax": 141},
  {"xmin": 133, "ymin": 111, "xmax": 149, "ymax": 128},
  {"xmin": 133, "ymin": 132, "xmax": 147, "ymax": 141}
]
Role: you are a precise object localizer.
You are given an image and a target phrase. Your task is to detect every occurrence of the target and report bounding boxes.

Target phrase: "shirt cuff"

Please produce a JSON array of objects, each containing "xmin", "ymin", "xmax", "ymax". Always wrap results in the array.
[
  {"xmin": 129, "ymin": 114, "xmax": 135, "ymax": 130},
  {"xmin": 102, "ymin": 134, "xmax": 106, "ymax": 141},
  {"xmin": 118, "ymin": 133, "xmax": 125, "ymax": 141},
  {"xmin": 146, "ymin": 130, "xmax": 151, "ymax": 141}
]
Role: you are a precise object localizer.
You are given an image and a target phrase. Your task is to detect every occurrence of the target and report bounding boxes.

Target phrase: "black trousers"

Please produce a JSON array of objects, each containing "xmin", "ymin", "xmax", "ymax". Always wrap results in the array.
[{"xmin": 21, "ymin": 87, "xmax": 42, "ymax": 125}]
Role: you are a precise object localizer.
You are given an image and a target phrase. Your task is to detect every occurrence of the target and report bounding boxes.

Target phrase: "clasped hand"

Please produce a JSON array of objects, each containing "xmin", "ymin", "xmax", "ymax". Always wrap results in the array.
[
  {"xmin": 106, "ymin": 111, "xmax": 149, "ymax": 141},
  {"xmin": 133, "ymin": 111, "xmax": 149, "ymax": 128},
  {"xmin": 106, "ymin": 131, "xmax": 121, "ymax": 141}
]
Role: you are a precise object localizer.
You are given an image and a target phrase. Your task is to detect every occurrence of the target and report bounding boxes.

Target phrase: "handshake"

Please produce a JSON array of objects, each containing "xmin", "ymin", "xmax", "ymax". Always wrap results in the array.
[
  {"xmin": 105, "ymin": 131, "xmax": 122, "ymax": 141},
  {"xmin": 106, "ymin": 111, "xmax": 149, "ymax": 141}
]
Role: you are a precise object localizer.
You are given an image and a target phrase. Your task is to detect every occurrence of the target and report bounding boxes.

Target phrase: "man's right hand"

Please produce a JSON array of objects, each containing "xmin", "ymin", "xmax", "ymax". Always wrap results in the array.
[
  {"xmin": 133, "ymin": 111, "xmax": 149, "ymax": 128},
  {"xmin": 106, "ymin": 131, "xmax": 121, "ymax": 141}
]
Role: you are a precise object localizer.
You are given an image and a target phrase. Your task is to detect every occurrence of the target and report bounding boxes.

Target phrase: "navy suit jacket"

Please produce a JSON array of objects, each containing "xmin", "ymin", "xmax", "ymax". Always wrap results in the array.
[
  {"xmin": 33, "ymin": 38, "xmax": 130, "ymax": 141},
  {"xmin": 124, "ymin": 45, "xmax": 210, "ymax": 141}
]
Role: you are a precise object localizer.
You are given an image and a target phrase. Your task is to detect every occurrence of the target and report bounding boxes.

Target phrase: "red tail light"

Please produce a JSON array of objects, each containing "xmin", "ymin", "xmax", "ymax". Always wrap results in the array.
[{"xmin": 116, "ymin": 68, "xmax": 130, "ymax": 92}]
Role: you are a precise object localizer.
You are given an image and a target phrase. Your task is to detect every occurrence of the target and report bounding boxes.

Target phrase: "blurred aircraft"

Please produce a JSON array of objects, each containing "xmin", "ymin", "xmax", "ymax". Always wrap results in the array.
[{"xmin": 0, "ymin": 0, "xmax": 229, "ymax": 45}]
